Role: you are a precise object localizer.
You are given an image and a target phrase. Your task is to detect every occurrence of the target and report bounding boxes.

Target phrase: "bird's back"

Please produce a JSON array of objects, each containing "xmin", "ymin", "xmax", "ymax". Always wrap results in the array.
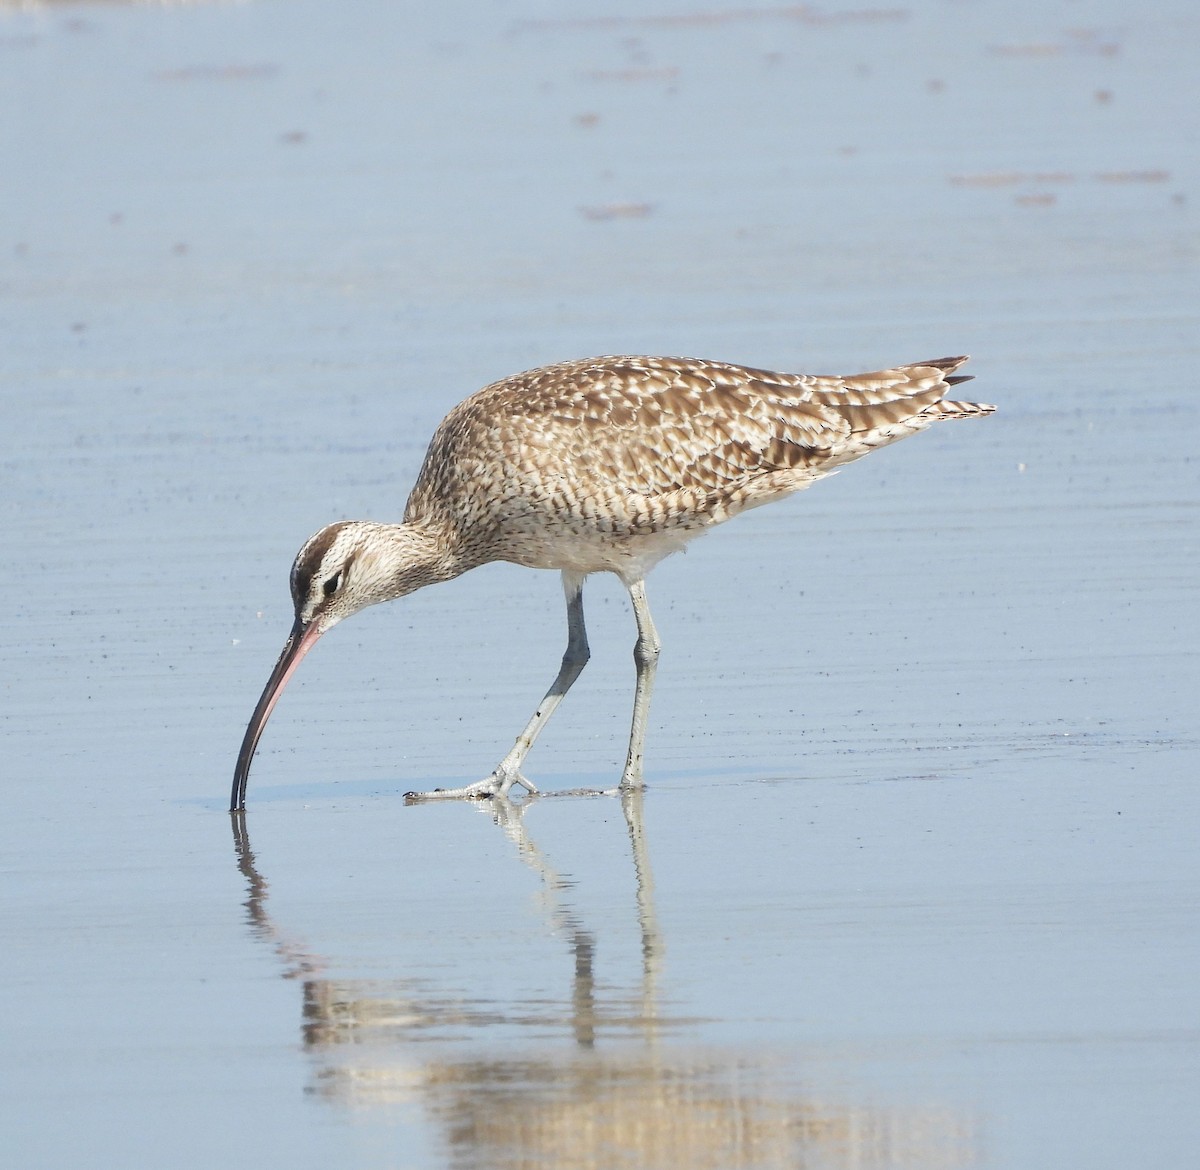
[{"xmin": 404, "ymin": 355, "xmax": 992, "ymax": 577}]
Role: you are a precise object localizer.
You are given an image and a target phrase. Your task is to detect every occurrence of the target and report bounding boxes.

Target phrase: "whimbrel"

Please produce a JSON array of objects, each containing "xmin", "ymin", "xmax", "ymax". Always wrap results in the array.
[{"xmin": 231, "ymin": 354, "xmax": 993, "ymax": 810}]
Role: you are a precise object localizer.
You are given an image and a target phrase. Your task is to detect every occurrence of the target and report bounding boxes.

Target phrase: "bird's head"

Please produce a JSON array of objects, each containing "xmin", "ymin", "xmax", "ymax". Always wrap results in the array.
[
  {"xmin": 289, "ymin": 519, "xmax": 378, "ymax": 634},
  {"xmin": 290, "ymin": 519, "xmax": 453, "ymax": 632}
]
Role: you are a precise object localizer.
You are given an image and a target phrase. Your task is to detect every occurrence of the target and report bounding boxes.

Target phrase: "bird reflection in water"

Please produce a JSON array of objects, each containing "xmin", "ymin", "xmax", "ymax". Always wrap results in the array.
[{"xmin": 230, "ymin": 798, "xmax": 976, "ymax": 1169}]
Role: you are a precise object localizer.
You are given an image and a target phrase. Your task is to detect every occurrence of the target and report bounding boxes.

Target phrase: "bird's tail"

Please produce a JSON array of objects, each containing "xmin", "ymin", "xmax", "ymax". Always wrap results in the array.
[{"xmin": 913, "ymin": 356, "xmax": 996, "ymax": 418}]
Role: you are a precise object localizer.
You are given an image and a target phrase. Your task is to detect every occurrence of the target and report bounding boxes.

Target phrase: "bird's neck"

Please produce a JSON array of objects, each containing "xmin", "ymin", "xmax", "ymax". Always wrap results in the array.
[{"xmin": 368, "ymin": 521, "xmax": 469, "ymax": 602}]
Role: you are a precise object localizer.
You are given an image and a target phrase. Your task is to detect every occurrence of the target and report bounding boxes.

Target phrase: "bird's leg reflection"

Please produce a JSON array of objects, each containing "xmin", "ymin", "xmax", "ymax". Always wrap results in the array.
[
  {"xmin": 621, "ymin": 784, "xmax": 663, "ymax": 1037},
  {"xmin": 481, "ymin": 796, "xmax": 598, "ymax": 1047},
  {"xmin": 482, "ymin": 792, "xmax": 664, "ymax": 1045}
]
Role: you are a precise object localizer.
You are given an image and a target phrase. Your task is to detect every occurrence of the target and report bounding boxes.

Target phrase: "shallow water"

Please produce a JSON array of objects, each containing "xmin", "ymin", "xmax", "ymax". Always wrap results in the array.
[{"xmin": 3, "ymin": 0, "xmax": 1198, "ymax": 1167}]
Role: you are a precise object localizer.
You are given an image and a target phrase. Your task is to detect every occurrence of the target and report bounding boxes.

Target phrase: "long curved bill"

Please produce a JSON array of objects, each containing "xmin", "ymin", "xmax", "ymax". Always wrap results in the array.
[{"xmin": 231, "ymin": 619, "xmax": 323, "ymax": 811}]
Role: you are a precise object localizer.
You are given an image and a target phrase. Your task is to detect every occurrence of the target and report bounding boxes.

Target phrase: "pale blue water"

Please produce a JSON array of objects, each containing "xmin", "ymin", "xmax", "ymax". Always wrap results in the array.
[{"xmin": 2, "ymin": 1, "xmax": 1198, "ymax": 1167}]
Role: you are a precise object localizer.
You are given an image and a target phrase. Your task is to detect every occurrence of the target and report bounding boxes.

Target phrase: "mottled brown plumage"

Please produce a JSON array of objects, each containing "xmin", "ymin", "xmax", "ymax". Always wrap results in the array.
[{"xmin": 232, "ymin": 354, "xmax": 993, "ymax": 810}]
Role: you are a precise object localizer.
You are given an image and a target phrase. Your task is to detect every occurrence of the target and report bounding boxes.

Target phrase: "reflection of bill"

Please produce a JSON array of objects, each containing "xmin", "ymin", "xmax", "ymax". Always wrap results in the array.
[{"xmin": 230, "ymin": 798, "xmax": 976, "ymax": 1169}]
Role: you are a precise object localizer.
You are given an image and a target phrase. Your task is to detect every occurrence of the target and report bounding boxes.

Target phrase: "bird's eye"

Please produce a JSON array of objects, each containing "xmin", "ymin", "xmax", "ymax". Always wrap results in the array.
[{"xmin": 322, "ymin": 571, "xmax": 342, "ymax": 597}]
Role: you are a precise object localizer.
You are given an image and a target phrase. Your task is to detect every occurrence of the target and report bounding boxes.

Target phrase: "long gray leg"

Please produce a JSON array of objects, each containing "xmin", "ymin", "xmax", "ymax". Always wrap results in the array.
[
  {"xmin": 405, "ymin": 572, "xmax": 590, "ymax": 801},
  {"xmin": 619, "ymin": 578, "xmax": 661, "ymax": 791}
]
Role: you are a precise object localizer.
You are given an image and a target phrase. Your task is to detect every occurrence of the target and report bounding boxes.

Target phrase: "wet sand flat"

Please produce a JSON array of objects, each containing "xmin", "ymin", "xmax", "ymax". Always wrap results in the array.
[{"xmin": 2, "ymin": 1, "xmax": 1197, "ymax": 1167}]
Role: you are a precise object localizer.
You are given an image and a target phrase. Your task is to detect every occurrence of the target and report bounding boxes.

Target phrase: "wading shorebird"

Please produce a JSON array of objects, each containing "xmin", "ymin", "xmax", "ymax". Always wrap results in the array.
[{"xmin": 231, "ymin": 353, "xmax": 993, "ymax": 811}]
